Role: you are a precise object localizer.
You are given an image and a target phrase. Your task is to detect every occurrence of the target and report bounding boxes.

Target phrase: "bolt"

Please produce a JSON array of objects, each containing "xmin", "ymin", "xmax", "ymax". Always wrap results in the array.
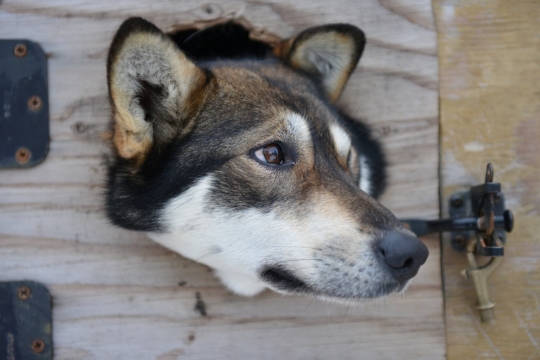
[
  {"xmin": 28, "ymin": 96, "xmax": 43, "ymax": 111},
  {"xmin": 31, "ymin": 339, "xmax": 45, "ymax": 354},
  {"xmin": 14, "ymin": 44, "xmax": 27, "ymax": 58},
  {"xmin": 17, "ymin": 286, "xmax": 31, "ymax": 300},
  {"xmin": 15, "ymin": 147, "xmax": 31, "ymax": 165},
  {"xmin": 453, "ymin": 235, "xmax": 466, "ymax": 247},
  {"xmin": 451, "ymin": 195, "xmax": 463, "ymax": 208}
]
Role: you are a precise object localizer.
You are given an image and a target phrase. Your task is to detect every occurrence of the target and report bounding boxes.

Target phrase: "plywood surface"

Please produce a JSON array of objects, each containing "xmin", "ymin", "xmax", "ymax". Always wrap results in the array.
[
  {"xmin": 434, "ymin": 1, "xmax": 540, "ymax": 359},
  {"xmin": 0, "ymin": 1, "xmax": 443, "ymax": 358}
]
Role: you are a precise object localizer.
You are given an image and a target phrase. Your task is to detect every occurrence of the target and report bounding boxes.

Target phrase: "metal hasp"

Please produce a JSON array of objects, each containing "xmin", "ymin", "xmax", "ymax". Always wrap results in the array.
[
  {"xmin": 448, "ymin": 163, "xmax": 514, "ymax": 256},
  {"xmin": 0, "ymin": 40, "xmax": 50, "ymax": 168},
  {"xmin": 401, "ymin": 163, "xmax": 514, "ymax": 322},
  {"xmin": 0, "ymin": 281, "xmax": 53, "ymax": 359},
  {"xmin": 402, "ymin": 163, "xmax": 514, "ymax": 248}
]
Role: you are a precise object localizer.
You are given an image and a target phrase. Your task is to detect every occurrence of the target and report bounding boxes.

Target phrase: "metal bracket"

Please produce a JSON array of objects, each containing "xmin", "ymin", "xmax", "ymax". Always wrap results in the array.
[
  {"xmin": 449, "ymin": 190, "xmax": 509, "ymax": 254},
  {"xmin": 0, "ymin": 281, "xmax": 53, "ymax": 359},
  {"xmin": 0, "ymin": 40, "xmax": 50, "ymax": 168},
  {"xmin": 402, "ymin": 163, "xmax": 513, "ymax": 257}
]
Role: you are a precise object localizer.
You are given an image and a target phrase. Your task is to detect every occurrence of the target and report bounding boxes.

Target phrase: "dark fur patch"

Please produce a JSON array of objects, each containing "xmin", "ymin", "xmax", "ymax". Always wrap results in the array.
[
  {"xmin": 136, "ymin": 80, "xmax": 165, "ymax": 123},
  {"xmin": 339, "ymin": 111, "xmax": 387, "ymax": 198}
]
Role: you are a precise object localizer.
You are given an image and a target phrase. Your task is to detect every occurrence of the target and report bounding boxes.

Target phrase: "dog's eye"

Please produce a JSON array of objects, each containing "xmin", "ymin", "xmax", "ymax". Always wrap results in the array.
[{"xmin": 254, "ymin": 143, "xmax": 285, "ymax": 165}]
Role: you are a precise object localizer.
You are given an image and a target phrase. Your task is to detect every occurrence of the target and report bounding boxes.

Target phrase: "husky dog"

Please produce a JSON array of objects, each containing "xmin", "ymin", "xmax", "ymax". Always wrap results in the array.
[{"xmin": 105, "ymin": 18, "xmax": 428, "ymax": 298}]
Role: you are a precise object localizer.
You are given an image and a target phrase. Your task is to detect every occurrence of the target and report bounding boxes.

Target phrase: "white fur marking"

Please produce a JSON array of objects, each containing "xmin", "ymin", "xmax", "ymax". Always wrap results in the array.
[
  {"xmin": 147, "ymin": 172, "xmax": 393, "ymax": 298},
  {"xmin": 286, "ymin": 112, "xmax": 311, "ymax": 145},
  {"xmin": 329, "ymin": 123, "xmax": 351, "ymax": 160},
  {"xmin": 148, "ymin": 175, "xmax": 275, "ymax": 296},
  {"xmin": 359, "ymin": 154, "xmax": 372, "ymax": 196}
]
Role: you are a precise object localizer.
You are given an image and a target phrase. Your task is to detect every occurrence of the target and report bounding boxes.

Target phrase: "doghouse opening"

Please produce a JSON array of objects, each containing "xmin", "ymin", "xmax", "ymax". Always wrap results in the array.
[{"xmin": 168, "ymin": 20, "xmax": 279, "ymax": 61}]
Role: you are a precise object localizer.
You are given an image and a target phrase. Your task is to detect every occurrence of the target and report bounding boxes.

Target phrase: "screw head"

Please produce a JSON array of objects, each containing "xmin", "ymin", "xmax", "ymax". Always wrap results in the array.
[
  {"xmin": 15, "ymin": 147, "xmax": 31, "ymax": 165},
  {"xmin": 17, "ymin": 286, "xmax": 31, "ymax": 300},
  {"xmin": 28, "ymin": 96, "xmax": 43, "ymax": 111},
  {"xmin": 451, "ymin": 195, "xmax": 463, "ymax": 208},
  {"xmin": 31, "ymin": 339, "xmax": 45, "ymax": 353},
  {"xmin": 14, "ymin": 44, "xmax": 27, "ymax": 58}
]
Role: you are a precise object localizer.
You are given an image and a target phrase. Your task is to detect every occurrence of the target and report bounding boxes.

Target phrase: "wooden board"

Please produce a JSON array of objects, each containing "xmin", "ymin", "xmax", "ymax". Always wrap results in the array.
[
  {"xmin": 434, "ymin": 0, "xmax": 540, "ymax": 359},
  {"xmin": 0, "ymin": 1, "xmax": 444, "ymax": 358}
]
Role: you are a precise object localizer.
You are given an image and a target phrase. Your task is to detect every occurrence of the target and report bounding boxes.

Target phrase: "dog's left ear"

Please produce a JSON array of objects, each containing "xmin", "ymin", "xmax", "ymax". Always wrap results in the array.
[
  {"xmin": 275, "ymin": 24, "xmax": 365, "ymax": 103},
  {"xmin": 107, "ymin": 17, "xmax": 210, "ymax": 165}
]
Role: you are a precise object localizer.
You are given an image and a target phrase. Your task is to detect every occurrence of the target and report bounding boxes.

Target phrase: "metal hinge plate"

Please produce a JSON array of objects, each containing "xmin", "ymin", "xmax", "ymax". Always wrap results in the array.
[
  {"xmin": 0, "ymin": 281, "xmax": 53, "ymax": 359},
  {"xmin": 0, "ymin": 40, "xmax": 49, "ymax": 168}
]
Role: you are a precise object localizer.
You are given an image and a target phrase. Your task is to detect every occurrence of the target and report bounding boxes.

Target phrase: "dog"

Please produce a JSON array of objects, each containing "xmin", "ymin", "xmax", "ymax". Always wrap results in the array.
[{"xmin": 104, "ymin": 17, "xmax": 428, "ymax": 299}]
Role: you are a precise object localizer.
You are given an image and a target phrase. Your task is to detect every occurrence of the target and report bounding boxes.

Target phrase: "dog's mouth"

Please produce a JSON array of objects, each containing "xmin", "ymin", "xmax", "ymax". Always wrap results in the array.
[
  {"xmin": 260, "ymin": 266, "xmax": 408, "ymax": 299},
  {"xmin": 260, "ymin": 266, "xmax": 314, "ymax": 293}
]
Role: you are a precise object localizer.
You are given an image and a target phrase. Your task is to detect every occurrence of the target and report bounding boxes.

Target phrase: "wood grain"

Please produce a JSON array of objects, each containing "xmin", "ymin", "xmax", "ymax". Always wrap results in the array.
[
  {"xmin": 0, "ymin": 0, "xmax": 443, "ymax": 358},
  {"xmin": 434, "ymin": 1, "xmax": 540, "ymax": 359}
]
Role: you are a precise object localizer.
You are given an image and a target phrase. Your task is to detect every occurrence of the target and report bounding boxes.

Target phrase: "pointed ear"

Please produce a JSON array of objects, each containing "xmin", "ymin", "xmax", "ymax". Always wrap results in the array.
[
  {"xmin": 107, "ymin": 17, "xmax": 210, "ymax": 164},
  {"xmin": 274, "ymin": 24, "xmax": 365, "ymax": 103}
]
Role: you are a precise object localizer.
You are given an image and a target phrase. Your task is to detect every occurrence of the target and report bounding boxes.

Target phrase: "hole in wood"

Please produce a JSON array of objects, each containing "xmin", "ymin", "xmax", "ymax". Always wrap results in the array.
[{"xmin": 168, "ymin": 19, "xmax": 281, "ymax": 62}]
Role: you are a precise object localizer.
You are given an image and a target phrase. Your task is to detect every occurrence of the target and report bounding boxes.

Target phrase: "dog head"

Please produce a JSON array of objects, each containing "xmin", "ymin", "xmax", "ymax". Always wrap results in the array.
[{"xmin": 105, "ymin": 18, "xmax": 428, "ymax": 298}]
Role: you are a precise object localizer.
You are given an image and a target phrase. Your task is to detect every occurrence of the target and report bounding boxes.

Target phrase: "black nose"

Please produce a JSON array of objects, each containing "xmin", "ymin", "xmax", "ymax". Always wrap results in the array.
[{"xmin": 376, "ymin": 231, "xmax": 429, "ymax": 282}]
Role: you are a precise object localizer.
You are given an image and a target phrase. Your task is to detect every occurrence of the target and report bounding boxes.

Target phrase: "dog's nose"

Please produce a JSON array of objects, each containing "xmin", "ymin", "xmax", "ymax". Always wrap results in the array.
[{"xmin": 376, "ymin": 231, "xmax": 429, "ymax": 282}]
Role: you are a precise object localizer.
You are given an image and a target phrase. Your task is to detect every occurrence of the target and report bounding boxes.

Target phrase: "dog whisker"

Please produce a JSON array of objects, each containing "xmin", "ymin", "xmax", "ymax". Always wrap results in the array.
[
  {"xmin": 341, "ymin": 299, "xmax": 351, "ymax": 328},
  {"xmin": 305, "ymin": 296, "xmax": 317, "ymax": 311},
  {"xmin": 264, "ymin": 245, "xmax": 322, "ymax": 250},
  {"xmin": 184, "ymin": 250, "xmax": 222, "ymax": 268},
  {"xmin": 271, "ymin": 258, "xmax": 322, "ymax": 264}
]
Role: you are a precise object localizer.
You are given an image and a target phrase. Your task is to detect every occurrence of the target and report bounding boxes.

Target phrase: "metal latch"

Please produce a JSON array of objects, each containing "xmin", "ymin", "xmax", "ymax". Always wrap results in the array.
[{"xmin": 402, "ymin": 164, "xmax": 514, "ymax": 322}]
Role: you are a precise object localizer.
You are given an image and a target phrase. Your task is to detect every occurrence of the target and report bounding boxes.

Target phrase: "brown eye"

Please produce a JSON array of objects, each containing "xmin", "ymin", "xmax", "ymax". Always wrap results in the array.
[{"xmin": 254, "ymin": 143, "xmax": 285, "ymax": 165}]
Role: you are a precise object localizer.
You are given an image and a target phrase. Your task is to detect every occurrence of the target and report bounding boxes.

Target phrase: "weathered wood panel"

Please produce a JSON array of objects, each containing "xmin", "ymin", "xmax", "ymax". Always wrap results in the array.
[
  {"xmin": 434, "ymin": 0, "xmax": 540, "ymax": 359},
  {"xmin": 0, "ymin": 0, "xmax": 443, "ymax": 358}
]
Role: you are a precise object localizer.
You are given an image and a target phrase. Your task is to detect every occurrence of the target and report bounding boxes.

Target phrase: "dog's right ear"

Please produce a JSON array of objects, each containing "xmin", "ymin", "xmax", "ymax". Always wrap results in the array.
[
  {"xmin": 274, "ymin": 24, "xmax": 365, "ymax": 103},
  {"xmin": 107, "ymin": 17, "xmax": 210, "ymax": 164}
]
